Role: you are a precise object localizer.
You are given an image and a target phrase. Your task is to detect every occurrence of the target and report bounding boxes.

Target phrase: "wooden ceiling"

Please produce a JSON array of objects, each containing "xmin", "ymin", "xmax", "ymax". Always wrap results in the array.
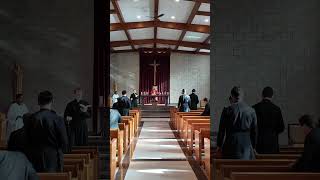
[{"xmin": 110, "ymin": 0, "xmax": 210, "ymax": 55}]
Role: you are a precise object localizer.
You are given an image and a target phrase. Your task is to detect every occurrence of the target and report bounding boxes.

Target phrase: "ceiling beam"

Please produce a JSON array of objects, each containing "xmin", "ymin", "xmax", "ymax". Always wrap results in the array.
[
  {"xmin": 195, "ymin": 34, "xmax": 210, "ymax": 52},
  {"xmin": 110, "ymin": 21, "xmax": 210, "ymax": 34},
  {"xmin": 111, "ymin": 49, "xmax": 209, "ymax": 55},
  {"xmin": 154, "ymin": 0, "xmax": 159, "ymax": 48},
  {"xmin": 196, "ymin": 11, "xmax": 210, "ymax": 16},
  {"xmin": 175, "ymin": 1, "xmax": 202, "ymax": 50},
  {"xmin": 192, "ymin": 0, "xmax": 210, "ymax": 3},
  {"xmin": 111, "ymin": 39, "xmax": 210, "ymax": 49},
  {"xmin": 111, "ymin": 0, "xmax": 135, "ymax": 50}
]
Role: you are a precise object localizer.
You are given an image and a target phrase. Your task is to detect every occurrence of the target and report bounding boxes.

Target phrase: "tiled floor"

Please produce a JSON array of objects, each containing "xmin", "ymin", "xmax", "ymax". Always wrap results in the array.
[{"xmin": 124, "ymin": 118, "xmax": 198, "ymax": 180}]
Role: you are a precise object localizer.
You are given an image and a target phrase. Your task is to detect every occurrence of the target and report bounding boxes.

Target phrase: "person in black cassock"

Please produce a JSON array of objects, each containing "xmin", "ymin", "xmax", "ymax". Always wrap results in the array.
[
  {"xmin": 252, "ymin": 87, "xmax": 285, "ymax": 154},
  {"xmin": 201, "ymin": 98, "xmax": 210, "ymax": 116},
  {"xmin": 0, "ymin": 150, "xmax": 39, "ymax": 180},
  {"xmin": 64, "ymin": 88, "xmax": 91, "ymax": 146},
  {"xmin": 23, "ymin": 91, "xmax": 68, "ymax": 172},
  {"xmin": 291, "ymin": 115, "xmax": 320, "ymax": 172},
  {"xmin": 189, "ymin": 89, "xmax": 199, "ymax": 110},
  {"xmin": 217, "ymin": 86, "xmax": 258, "ymax": 160},
  {"xmin": 117, "ymin": 90, "xmax": 131, "ymax": 116},
  {"xmin": 130, "ymin": 89, "xmax": 139, "ymax": 108}
]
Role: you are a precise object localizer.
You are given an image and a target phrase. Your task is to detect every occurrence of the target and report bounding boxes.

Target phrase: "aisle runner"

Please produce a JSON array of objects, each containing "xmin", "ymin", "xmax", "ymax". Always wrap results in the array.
[{"xmin": 124, "ymin": 118, "xmax": 197, "ymax": 180}]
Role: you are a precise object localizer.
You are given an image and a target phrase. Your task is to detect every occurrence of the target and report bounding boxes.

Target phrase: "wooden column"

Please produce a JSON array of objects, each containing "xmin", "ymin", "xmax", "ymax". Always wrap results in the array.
[{"xmin": 93, "ymin": 0, "xmax": 109, "ymax": 134}]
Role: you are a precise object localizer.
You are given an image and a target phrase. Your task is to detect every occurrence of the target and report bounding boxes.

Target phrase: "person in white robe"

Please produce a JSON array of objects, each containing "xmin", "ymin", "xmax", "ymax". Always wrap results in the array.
[
  {"xmin": 112, "ymin": 91, "xmax": 119, "ymax": 105},
  {"xmin": 6, "ymin": 94, "xmax": 29, "ymax": 141}
]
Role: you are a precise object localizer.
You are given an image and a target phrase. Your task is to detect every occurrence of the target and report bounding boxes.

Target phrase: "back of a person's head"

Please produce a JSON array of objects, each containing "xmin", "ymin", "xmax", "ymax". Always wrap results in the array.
[
  {"xmin": 182, "ymin": 89, "xmax": 185, "ymax": 94},
  {"xmin": 38, "ymin": 91, "xmax": 53, "ymax": 106},
  {"xmin": 231, "ymin": 86, "xmax": 243, "ymax": 101},
  {"xmin": 262, "ymin": 86, "xmax": 274, "ymax": 98},
  {"xmin": 16, "ymin": 93, "xmax": 23, "ymax": 100},
  {"xmin": 122, "ymin": 90, "xmax": 126, "ymax": 95},
  {"xmin": 203, "ymin": 97, "xmax": 208, "ymax": 102},
  {"xmin": 299, "ymin": 114, "xmax": 315, "ymax": 129},
  {"xmin": 192, "ymin": 89, "xmax": 196, "ymax": 93}
]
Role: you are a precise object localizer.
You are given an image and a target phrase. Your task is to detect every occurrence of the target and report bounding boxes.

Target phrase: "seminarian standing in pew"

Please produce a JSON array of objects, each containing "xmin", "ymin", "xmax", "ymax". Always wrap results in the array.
[
  {"xmin": 253, "ymin": 87, "xmax": 285, "ymax": 154},
  {"xmin": 8, "ymin": 91, "xmax": 69, "ymax": 172},
  {"xmin": 291, "ymin": 115, "xmax": 320, "ymax": 172},
  {"xmin": 0, "ymin": 150, "xmax": 39, "ymax": 180},
  {"xmin": 217, "ymin": 86, "xmax": 258, "ymax": 160}
]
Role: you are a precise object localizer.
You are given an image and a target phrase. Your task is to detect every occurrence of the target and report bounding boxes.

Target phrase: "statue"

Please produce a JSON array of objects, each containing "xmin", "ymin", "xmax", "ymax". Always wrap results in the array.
[{"xmin": 13, "ymin": 63, "xmax": 23, "ymax": 100}]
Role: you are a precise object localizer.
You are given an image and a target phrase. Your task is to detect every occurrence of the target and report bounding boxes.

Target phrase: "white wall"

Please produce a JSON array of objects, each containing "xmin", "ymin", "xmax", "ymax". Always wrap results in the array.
[
  {"xmin": 110, "ymin": 52, "xmax": 210, "ymax": 105},
  {"xmin": 0, "ymin": 0, "xmax": 93, "ymax": 117},
  {"xmin": 110, "ymin": 52, "xmax": 140, "ymax": 95},
  {"xmin": 170, "ymin": 53, "xmax": 210, "ymax": 104}
]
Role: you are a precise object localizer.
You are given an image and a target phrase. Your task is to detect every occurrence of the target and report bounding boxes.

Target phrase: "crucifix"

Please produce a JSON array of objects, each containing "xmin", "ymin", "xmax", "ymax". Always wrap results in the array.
[{"xmin": 149, "ymin": 59, "xmax": 160, "ymax": 85}]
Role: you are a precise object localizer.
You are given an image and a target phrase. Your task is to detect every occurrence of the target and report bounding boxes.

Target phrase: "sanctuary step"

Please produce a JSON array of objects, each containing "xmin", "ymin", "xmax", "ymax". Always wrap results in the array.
[{"xmin": 139, "ymin": 105, "xmax": 171, "ymax": 118}]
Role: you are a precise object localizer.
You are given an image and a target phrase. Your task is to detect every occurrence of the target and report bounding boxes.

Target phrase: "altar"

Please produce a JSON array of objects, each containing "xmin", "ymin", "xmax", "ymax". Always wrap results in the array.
[{"xmin": 139, "ymin": 94, "xmax": 170, "ymax": 106}]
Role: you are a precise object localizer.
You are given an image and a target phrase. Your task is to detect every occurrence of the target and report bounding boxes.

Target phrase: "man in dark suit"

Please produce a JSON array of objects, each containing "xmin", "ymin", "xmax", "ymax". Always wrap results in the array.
[
  {"xmin": 292, "ymin": 115, "xmax": 320, "ymax": 172},
  {"xmin": 253, "ymin": 87, "xmax": 285, "ymax": 154},
  {"xmin": 25, "ymin": 91, "xmax": 68, "ymax": 172},
  {"xmin": 201, "ymin": 98, "xmax": 210, "ymax": 116},
  {"xmin": 189, "ymin": 89, "xmax": 199, "ymax": 110},
  {"xmin": 0, "ymin": 150, "xmax": 39, "ymax": 180},
  {"xmin": 217, "ymin": 86, "xmax": 258, "ymax": 160},
  {"xmin": 118, "ymin": 90, "xmax": 131, "ymax": 116}
]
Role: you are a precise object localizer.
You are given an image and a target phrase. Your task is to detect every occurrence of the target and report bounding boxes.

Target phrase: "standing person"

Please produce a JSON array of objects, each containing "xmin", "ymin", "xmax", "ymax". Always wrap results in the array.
[
  {"xmin": 291, "ymin": 115, "xmax": 320, "ymax": 172},
  {"xmin": 189, "ymin": 89, "xmax": 199, "ymax": 110},
  {"xmin": 25, "ymin": 91, "xmax": 68, "ymax": 172},
  {"xmin": 253, "ymin": 87, "xmax": 285, "ymax": 154},
  {"xmin": 64, "ymin": 88, "xmax": 91, "ymax": 146},
  {"xmin": 112, "ymin": 91, "xmax": 119, "ymax": 105},
  {"xmin": 201, "ymin": 98, "xmax": 210, "ymax": 116},
  {"xmin": 0, "ymin": 150, "xmax": 39, "ymax": 180},
  {"xmin": 178, "ymin": 89, "xmax": 191, "ymax": 112},
  {"xmin": 117, "ymin": 90, "xmax": 131, "ymax": 116},
  {"xmin": 130, "ymin": 89, "xmax": 139, "ymax": 108},
  {"xmin": 6, "ymin": 94, "xmax": 29, "ymax": 141},
  {"xmin": 217, "ymin": 86, "xmax": 258, "ymax": 160}
]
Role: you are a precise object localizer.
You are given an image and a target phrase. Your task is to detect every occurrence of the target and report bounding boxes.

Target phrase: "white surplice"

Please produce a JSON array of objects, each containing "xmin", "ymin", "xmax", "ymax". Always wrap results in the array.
[{"xmin": 6, "ymin": 102, "xmax": 29, "ymax": 140}]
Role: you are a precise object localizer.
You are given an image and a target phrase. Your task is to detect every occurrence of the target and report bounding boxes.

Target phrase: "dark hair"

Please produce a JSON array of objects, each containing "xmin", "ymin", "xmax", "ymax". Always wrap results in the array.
[
  {"xmin": 231, "ymin": 86, "xmax": 242, "ymax": 100},
  {"xmin": 192, "ymin": 89, "xmax": 196, "ymax": 93},
  {"xmin": 38, "ymin": 91, "xmax": 53, "ymax": 106},
  {"xmin": 203, "ymin": 98, "xmax": 208, "ymax": 102},
  {"xmin": 262, "ymin": 86, "xmax": 273, "ymax": 98},
  {"xmin": 182, "ymin": 89, "xmax": 185, "ymax": 94},
  {"xmin": 16, "ymin": 94, "xmax": 23, "ymax": 99},
  {"xmin": 298, "ymin": 114, "xmax": 315, "ymax": 129},
  {"xmin": 74, "ymin": 88, "xmax": 82, "ymax": 94},
  {"xmin": 122, "ymin": 90, "xmax": 127, "ymax": 95},
  {"xmin": 114, "ymin": 91, "xmax": 117, "ymax": 94}
]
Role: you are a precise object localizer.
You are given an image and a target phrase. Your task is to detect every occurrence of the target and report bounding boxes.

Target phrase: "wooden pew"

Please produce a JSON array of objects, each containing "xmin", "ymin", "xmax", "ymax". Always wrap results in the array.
[
  {"xmin": 231, "ymin": 172, "xmax": 320, "ymax": 180},
  {"xmin": 187, "ymin": 123, "xmax": 210, "ymax": 152},
  {"xmin": 121, "ymin": 117, "xmax": 134, "ymax": 145},
  {"xmin": 256, "ymin": 154, "xmax": 300, "ymax": 160},
  {"xmin": 110, "ymin": 129, "xmax": 124, "ymax": 166},
  {"xmin": 64, "ymin": 159, "xmax": 85, "ymax": 180},
  {"xmin": 194, "ymin": 128, "xmax": 210, "ymax": 163},
  {"xmin": 38, "ymin": 172, "xmax": 72, "ymax": 180},
  {"xmin": 221, "ymin": 165, "xmax": 291, "ymax": 180},
  {"xmin": 71, "ymin": 148, "xmax": 99, "ymax": 180},
  {"xmin": 204, "ymin": 138, "xmax": 210, "ymax": 179},
  {"xmin": 64, "ymin": 154, "xmax": 90, "ymax": 180},
  {"xmin": 214, "ymin": 159, "xmax": 295, "ymax": 180},
  {"xmin": 64, "ymin": 164, "xmax": 80, "ymax": 180},
  {"xmin": 110, "ymin": 138, "xmax": 117, "ymax": 180},
  {"xmin": 182, "ymin": 117, "xmax": 210, "ymax": 142},
  {"xmin": 0, "ymin": 113, "xmax": 6, "ymax": 146},
  {"xmin": 174, "ymin": 112, "xmax": 202, "ymax": 132},
  {"xmin": 122, "ymin": 116, "xmax": 135, "ymax": 141},
  {"xmin": 119, "ymin": 123, "xmax": 129, "ymax": 152}
]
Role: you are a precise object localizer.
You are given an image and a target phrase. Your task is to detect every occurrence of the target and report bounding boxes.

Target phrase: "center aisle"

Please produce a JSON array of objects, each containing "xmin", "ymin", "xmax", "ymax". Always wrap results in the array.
[{"xmin": 124, "ymin": 118, "xmax": 198, "ymax": 180}]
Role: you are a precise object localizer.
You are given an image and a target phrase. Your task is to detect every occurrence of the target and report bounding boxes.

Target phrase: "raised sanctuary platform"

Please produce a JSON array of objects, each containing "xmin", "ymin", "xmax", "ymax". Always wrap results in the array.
[{"xmin": 139, "ymin": 104, "xmax": 172, "ymax": 118}]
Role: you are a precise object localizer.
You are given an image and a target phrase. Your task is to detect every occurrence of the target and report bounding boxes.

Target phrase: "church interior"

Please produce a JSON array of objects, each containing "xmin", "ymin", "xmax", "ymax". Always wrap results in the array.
[
  {"xmin": 110, "ymin": 0, "xmax": 210, "ymax": 179},
  {"xmin": 0, "ymin": 0, "xmax": 320, "ymax": 180}
]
